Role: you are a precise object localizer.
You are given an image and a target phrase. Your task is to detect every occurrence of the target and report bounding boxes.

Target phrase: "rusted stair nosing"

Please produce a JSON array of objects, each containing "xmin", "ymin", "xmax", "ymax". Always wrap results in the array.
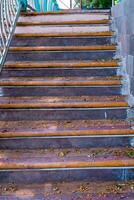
[
  {"xmin": 0, "ymin": 128, "xmax": 134, "ymax": 138},
  {"xmin": 8, "ymin": 45, "xmax": 116, "ymax": 52},
  {"xmin": 0, "ymin": 160, "xmax": 134, "ymax": 170},
  {"xmin": 5, "ymin": 59, "xmax": 119, "ymax": 69},
  {"xmin": 14, "ymin": 31, "xmax": 114, "ymax": 38},
  {"xmin": 0, "ymin": 79, "xmax": 122, "ymax": 87},
  {"xmin": 17, "ymin": 19, "xmax": 111, "ymax": 26}
]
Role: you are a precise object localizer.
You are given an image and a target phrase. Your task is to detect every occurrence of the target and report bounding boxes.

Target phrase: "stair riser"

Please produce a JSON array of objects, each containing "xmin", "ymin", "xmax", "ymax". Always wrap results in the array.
[
  {"xmin": 6, "ymin": 51, "xmax": 116, "ymax": 62},
  {"xmin": 2, "ymin": 68, "xmax": 117, "ymax": 77},
  {"xmin": 0, "ymin": 108, "xmax": 127, "ymax": 121},
  {"xmin": 0, "ymin": 86, "xmax": 121, "ymax": 96},
  {"xmin": 0, "ymin": 137, "xmax": 132, "ymax": 150},
  {"xmin": 0, "ymin": 169, "xmax": 133, "ymax": 184},
  {"xmin": 11, "ymin": 36, "xmax": 115, "ymax": 46},
  {"xmin": 0, "ymin": 193, "xmax": 133, "ymax": 200}
]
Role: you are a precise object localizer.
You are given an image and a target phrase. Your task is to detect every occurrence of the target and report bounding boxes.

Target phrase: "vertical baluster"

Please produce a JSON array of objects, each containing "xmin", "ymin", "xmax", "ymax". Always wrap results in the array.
[
  {"xmin": 4, "ymin": 0, "xmax": 10, "ymax": 35},
  {"xmin": 6, "ymin": 0, "xmax": 12, "ymax": 28},
  {"xmin": 1, "ymin": 0, "xmax": 7, "ymax": 41},
  {"xmin": 11, "ymin": 0, "xmax": 16, "ymax": 16},
  {"xmin": 9, "ymin": 0, "xmax": 14, "ymax": 23}
]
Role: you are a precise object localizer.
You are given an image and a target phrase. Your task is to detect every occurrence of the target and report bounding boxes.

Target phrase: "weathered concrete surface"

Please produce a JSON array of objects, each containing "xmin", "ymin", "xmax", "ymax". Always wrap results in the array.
[
  {"xmin": 15, "ymin": 25, "xmax": 110, "ymax": 34},
  {"xmin": 18, "ymin": 13, "xmax": 109, "ymax": 23},
  {"xmin": 112, "ymin": 0, "xmax": 134, "ymax": 99}
]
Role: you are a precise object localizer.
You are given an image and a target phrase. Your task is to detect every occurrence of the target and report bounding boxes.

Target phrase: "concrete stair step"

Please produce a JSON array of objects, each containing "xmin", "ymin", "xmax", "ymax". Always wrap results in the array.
[
  {"xmin": 18, "ymin": 13, "xmax": 110, "ymax": 26},
  {"xmin": 5, "ymin": 59, "xmax": 119, "ymax": 69},
  {"xmin": 0, "ymin": 181, "xmax": 133, "ymax": 200},
  {"xmin": 15, "ymin": 26, "xmax": 111, "ymax": 36},
  {"xmin": 0, "ymin": 76, "xmax": 121, "ymax": 86},
  {"xmin": 0, "ymin": 119, "xmax": 133, "ymax": 138},
  {"xmin": 0, "ymin": 95, "xmax": 128, "ymax": 109},
  {"xmin": 0, "ymin": 147, "xmax": 133, "ymax": 170},
  {"xmin": 19, "ymin": 13, "xmax": 109, "ymax": 22}
]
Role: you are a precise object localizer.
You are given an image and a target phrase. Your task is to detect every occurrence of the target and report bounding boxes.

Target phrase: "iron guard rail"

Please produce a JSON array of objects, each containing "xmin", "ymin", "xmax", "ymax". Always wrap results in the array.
[{"xmin": 0, "ymin": 0, "xmax": 60, "ymax": 71}]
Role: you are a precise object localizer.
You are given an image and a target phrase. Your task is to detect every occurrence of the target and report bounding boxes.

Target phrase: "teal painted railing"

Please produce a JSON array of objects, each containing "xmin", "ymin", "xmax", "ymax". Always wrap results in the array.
[{"xmin": 28, "ymin": 0, "xmax": 60, "ymax": 12}]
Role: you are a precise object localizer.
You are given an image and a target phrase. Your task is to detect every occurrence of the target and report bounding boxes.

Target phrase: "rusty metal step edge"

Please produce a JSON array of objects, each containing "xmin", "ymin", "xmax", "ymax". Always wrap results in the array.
[
  {"xmin": 17, "ymin": 20, "xmax": 111, "ymax": 26},
  {"xmin": 8, "ymin": 45, "xmax": 116, "ymax": 52},
  {"xmin": 0, "ymin": 163, "xmax": 134, "ymax": 170},
  {"xmin": 14, "ymin": 31, "xmax": 114, "ymax": 37},
  {"xmin": 0, "ymin": 129, "xmax": 134, "ymax": 138},
  {"xmin": 0, "ymin": 107, "xmax": 129, "ymax": 110}
]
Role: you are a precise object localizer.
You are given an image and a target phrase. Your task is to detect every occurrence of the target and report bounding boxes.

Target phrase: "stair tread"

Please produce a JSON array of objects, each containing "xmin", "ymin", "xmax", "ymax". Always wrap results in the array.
[
  {"xmin": 19, "ymin": 13, "xmax": 109, "ymax": 21},
  {"xmin": 0, "ymin": 147, "xmax": 133, "ymax": 169},
  {"xmin": 0, "ymin": 119, "xmax": 133, "ymax": 138},
  {"xmin": 0, "ymin": 76, "xmax": 121, "ymax": 86},
  {"xmin": 9, "ymin": 45, "xmax": 116, "ymax": 51},
  {"xmin": 15, "ymin": 25, "xmax": 110, "ymax": 35},
  {"xmin": 0, "ymin": 180, "xmax": 133, "ymax": 199},
  {"xmin": 5, "ymin": 60, "xmax": 119, "ymax": 68},
  {"xmin": 0, "ymin": 96, "xmax": 128, "ymax": 108}
]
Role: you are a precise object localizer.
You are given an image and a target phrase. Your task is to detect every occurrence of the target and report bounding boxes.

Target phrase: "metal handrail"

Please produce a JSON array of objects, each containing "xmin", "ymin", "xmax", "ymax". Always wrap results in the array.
[{"xmin": 0, "ymin": 0, "xmax": 26, "ymax": 71}]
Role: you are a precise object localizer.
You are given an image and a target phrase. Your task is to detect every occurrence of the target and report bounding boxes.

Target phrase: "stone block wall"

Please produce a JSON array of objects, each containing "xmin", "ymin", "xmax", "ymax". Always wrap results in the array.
[{"xmin": 112, "ymin": 0, "xmax": 134, "ymax": 99}]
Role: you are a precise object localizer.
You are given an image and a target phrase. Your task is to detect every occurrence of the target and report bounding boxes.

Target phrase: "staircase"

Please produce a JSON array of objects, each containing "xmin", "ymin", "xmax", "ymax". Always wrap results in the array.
[{"xmin": 0, "ymin": 9, "xmax": 134, "ymax": 199}]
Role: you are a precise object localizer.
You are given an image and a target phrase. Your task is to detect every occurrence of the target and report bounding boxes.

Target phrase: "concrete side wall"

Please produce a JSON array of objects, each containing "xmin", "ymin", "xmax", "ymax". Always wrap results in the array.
[{"xmin": 112, "ymin": 0, "xmax": 134, "ymax": 99}]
